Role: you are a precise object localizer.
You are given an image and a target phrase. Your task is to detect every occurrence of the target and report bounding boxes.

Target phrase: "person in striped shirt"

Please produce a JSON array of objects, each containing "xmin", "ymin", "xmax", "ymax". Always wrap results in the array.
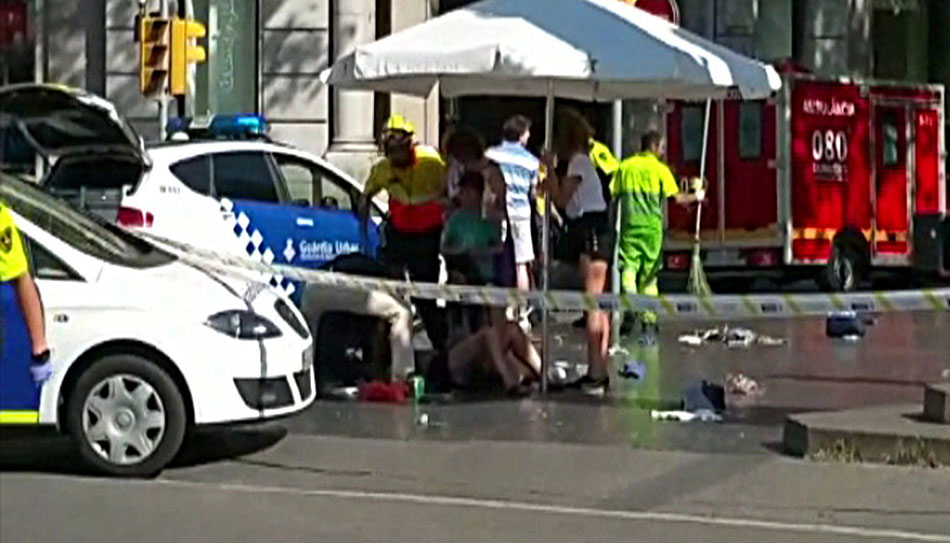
[{"xmin": 485, "ymin": 115, "xmax": 540, "ymax": 292}]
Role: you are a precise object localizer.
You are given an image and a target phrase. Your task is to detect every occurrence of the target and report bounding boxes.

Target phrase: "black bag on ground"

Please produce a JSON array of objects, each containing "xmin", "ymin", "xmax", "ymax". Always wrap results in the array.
[{"xmin": 316, "ymin": 311, "xmax": 391, "ymax": 391}]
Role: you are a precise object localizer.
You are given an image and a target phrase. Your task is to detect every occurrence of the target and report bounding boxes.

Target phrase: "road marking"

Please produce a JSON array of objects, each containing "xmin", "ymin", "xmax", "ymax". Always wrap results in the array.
[{"xmin": 148, "ymin": 478, "xmax": 950, "ymax": 542}]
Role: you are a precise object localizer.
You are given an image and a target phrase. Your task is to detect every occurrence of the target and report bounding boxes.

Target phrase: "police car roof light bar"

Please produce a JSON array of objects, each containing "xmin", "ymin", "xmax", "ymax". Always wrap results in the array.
[{"xmin": 166, "ymin": 114, "xmax": 270, "ymax": 141}]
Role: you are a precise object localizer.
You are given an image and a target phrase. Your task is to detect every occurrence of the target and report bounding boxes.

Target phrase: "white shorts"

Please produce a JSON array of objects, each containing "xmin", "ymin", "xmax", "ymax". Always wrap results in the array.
[{"xmin": 509, "ymin": 218, "xmax": 535, "ymax": 264}]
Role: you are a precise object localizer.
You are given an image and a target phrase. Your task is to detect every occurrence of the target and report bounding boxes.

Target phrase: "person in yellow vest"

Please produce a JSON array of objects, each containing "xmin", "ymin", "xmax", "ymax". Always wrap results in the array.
[
  {"xmin": 360, "ymin": 115, "xmax": 449, "ymax": 351},
  {"xmin": 1, "ymin": 201, "xmax": 52, "ymax": 384},
  {"xmin": 611, "ymin": 131, "xmax": 704, "ymax": 343}
]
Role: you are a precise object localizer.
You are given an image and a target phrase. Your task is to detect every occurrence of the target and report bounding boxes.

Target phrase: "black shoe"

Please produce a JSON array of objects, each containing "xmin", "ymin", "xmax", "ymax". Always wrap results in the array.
[
  {"xmin": 572, "ymin": 313, "xmax": 588, "ymax": 329},
  {"xmin": 620, "ymin": 312, "xmax": 636, "ymax": 337}
]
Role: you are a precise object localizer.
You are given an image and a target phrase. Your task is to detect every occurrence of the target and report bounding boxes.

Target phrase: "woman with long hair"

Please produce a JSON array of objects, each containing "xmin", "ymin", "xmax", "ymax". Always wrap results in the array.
[{"xmin": 540, "ymin": 109, "xmax": 612, "ymax": 395}]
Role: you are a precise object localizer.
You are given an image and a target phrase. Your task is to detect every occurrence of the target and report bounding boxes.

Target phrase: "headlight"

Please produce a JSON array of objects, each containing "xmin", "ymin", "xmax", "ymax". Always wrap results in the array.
[
  {"xmin": 274, "ymin": 299, "xmax": 309, "ymax": 339},
  {"xmin": 205, "ymin": 310, "xmax": 282, "ymax": 339}
]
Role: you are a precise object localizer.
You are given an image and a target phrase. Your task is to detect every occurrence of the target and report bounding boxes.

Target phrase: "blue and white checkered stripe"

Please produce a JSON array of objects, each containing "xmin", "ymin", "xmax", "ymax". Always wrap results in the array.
[{"xmin": 219, "ymin": 198, "xmax": 297, "ymax": 297}]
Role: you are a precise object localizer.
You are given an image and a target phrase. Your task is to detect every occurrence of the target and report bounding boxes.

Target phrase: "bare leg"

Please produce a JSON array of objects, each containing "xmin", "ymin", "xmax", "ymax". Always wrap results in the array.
[
  {"xmin": 501, "ymin": 322, "xmax": 541, "ymax": 377},
  {"xmin": 581, "ymin": 255, "xmax": 609, "ymax": 380},
  {"xmin": 14, "ymin": 274, "xmax": 47, "ymax": 356},
  {"xmin": 482, "ymin": 325, "xmax": 521, "ymax": 390},
  {"xmin": 516, "ymin": 263, "xmax": 531, "ymax": 292}
]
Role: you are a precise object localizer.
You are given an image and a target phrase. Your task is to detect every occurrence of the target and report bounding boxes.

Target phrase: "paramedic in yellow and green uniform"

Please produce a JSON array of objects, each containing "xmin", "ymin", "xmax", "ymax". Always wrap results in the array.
[
  {"xmin": 610, "ymin": 131, "xmax": 704, "ymax": 342},
  {"xmin": 1, "ymin": 199, "xmax": 52, "ymax": 424}
]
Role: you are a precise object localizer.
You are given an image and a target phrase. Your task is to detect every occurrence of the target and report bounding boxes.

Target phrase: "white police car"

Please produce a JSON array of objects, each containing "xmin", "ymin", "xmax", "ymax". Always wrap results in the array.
[
  {"xmin": 0, "ymin": 175, "xmax": 315, "ymax": 476},
  {"xmin": 0, "ymin": 84, "xmax": 384, "ymax": 300}
]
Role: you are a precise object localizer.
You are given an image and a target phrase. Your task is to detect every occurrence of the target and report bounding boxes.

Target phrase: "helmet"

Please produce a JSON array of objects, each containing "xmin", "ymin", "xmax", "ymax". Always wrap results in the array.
[{"xmin": 382, "ymin": 114, "xmax": 415, "ymax": 135}]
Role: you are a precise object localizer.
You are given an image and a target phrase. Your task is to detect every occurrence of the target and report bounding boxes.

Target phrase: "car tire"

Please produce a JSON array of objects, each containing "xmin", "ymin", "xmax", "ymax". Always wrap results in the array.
[
  {"xmin": 65, "ymin": 354, "xmax": 187, "ymax": 477},
  {"xmin": 820, "ymin": 243, "xmax": 865, "ymax": 292}
]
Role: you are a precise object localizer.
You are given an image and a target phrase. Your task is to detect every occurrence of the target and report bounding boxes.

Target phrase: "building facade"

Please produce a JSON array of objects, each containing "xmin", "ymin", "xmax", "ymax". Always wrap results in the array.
[
  {"xmin": 7, "ymin": 0, "xmax": 437, "ymax": 182},
  {"xmin": 0, "ymin": 0, "xmax": 946, "ymax": 179}
]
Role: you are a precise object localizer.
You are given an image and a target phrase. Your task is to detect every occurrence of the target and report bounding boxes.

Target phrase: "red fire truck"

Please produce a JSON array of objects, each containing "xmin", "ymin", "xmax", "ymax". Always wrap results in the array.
[{"xmin": 664, "ymin": 71, "xmax": 948, "ymax": 291}]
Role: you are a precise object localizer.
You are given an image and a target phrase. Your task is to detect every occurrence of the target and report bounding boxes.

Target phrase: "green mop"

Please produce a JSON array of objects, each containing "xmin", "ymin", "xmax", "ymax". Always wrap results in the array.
[{"xmin": 687, "ymin": 99, "xmax": 713, "ymax": 297}]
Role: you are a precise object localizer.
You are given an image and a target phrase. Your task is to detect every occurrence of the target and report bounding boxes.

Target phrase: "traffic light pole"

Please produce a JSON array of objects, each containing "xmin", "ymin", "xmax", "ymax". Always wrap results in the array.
[{"xmin": 158, "ymin": 0, "xmax": 169, "ymax": 140}]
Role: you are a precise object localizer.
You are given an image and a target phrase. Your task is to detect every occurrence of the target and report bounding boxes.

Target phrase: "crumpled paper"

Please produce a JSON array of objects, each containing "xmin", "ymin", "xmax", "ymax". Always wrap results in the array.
[{"xmin": 678, "ymin": 325, "xmax": 787, "ymax": 348}]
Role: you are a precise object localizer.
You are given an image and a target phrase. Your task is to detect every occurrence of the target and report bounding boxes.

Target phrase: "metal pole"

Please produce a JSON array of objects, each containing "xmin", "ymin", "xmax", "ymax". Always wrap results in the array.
[
  {"xmin": 610, "ymin": 100, "xmax": 622, "ymax": 350},
  {"xmin": 158, "ymin": 0, "xmax": 169, "ymax": 140},
  {"xmin": 33, "ymin": 0, "xmax": 47, "ymax": 182},
  {"xmin": 700, "ymin": 99, "xmax": 711, "ymax": 185},
  {"xmin": 694, "ymin": 99, "xmax": 711, "ymax": 240},
  {"xmin": 540, "ymin": 80, "xmax": 554, "ymax": 394}
]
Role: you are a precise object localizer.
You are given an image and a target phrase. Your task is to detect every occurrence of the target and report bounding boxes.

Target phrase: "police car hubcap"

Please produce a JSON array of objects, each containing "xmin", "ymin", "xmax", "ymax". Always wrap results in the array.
[{"xmin": 82, "ymin": 374, "xmax": 166, "ymax": 466}]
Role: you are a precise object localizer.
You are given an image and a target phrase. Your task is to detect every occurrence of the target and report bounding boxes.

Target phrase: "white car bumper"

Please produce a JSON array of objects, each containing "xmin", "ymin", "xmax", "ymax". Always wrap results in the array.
[{"xmin": 173, "ymin": 331, "xmax": 315, "ymax": 425}]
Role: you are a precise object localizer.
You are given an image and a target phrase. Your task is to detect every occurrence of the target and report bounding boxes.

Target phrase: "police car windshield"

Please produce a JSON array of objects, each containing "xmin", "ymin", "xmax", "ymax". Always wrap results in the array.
[{"xmin": 0, "ymin": 175, "xmax": 174, "ymax": 268}]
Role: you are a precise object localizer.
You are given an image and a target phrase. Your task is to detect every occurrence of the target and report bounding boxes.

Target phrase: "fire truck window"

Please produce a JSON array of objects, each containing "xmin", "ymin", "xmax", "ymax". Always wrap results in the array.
[
  {"xmin": 739, "ymin": 103, "xmax": 762, "ymax": 160},
  {"xmin": 681, "ymin": 106, "xmax": 704, "ymax": 162},
  {"xmin": 882, "ymin": 117, "xmax": 900, "ymax": 167}
]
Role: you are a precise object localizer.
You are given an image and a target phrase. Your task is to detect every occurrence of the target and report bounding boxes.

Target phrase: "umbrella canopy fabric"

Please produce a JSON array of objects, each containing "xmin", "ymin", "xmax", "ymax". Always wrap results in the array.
[{"xmin": 322, "ymin": 0, "xmax": 781, "ymax": 101}]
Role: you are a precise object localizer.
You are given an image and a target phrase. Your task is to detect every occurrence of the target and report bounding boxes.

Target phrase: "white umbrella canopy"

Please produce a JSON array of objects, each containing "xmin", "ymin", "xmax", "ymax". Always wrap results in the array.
[{"xmin": 322, "ymin": 0, "xmax": 781, "ymax": 101}]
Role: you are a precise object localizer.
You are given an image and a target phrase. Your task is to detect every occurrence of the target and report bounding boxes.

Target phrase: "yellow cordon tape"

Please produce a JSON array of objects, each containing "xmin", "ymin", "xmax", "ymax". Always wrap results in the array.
[{"xmin": 141, "ymin": 234, "xmax": 950, "ymax": 321}]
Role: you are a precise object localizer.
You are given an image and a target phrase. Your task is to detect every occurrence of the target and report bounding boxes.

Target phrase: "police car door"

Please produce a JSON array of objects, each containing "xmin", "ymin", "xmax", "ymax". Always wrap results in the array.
[{"xmin": 268, "ymin": 153, "xmax": 379, "ymax": 267}]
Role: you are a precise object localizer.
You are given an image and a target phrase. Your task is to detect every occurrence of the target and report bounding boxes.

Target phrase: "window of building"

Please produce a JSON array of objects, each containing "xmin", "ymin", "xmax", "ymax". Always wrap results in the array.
[
  {"xmin": 193, "ymin": 0, "xmax": 259, "ymax": 115},
  {"xmin": 170, "ymin": 155, "xmax": 212, "ymax": 195},
  {"xmin": 739, "ymin": 102, "xmax": 763, "ymax": 159},
  {"xmin": 212, "ymin": 152, "xmax": 280, "ymax": 202},
  {"xmin": 715, "ymin": 0, "xmax": 756, "ymax": 37},
  {"xmin": 680, "ymin": 105, "xmax": 705, "ymax": 162}
]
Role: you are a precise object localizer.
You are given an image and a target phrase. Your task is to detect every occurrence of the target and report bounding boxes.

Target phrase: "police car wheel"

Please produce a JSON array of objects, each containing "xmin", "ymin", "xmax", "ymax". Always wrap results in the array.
[{"xmin": 65, "ymin": 354, "xmax": 187, "ymax": 477}]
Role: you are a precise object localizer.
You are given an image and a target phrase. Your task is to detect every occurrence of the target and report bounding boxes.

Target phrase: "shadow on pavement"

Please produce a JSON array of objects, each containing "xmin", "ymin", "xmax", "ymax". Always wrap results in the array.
[
  {"xmin": 0, "ymin": 423, "xmax": 288, "ymax": 475},
  {"xmin": 171, "ymin": 423, "xmax": 288, "ymax": 468}
]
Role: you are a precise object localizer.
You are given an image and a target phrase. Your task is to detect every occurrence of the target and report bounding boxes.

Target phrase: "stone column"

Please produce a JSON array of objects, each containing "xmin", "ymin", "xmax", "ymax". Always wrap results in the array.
[
  {"xmin": 389, "ymin": 0, "xmax": 439, "ymax": 147},
  {"xmin": 325, "ymin": 0, "xmax": 379, "ymax": 184}
]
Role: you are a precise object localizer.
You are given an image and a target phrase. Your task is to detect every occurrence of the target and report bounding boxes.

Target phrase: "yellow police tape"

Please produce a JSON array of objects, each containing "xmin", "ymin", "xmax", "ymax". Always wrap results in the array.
[{"xmin": 140, "ymin": 233, "xmax": 950, "ymax": 321}]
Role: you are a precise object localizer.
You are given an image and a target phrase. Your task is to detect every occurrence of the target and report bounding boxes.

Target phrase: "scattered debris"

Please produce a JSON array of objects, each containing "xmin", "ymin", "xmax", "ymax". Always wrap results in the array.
[
  {"xmin": 678, "ymin": 325, "xmax": 787, "ymax": 348},
  {"xmin": 323, "ymin": 386, "xmax": 360, "ymax": 401},
  {"xmin": 359, "ymin": 381, "xmax": 409, "ymax": 403},
  {"xmin": 618, "ymin": 360, "xmax": 646, "ymax": 380},
  {"xmin": 651, "ymin": 409, "xmax": 723, "ymax": 422},
  {"xmin": 683, "ymin": 381, "xmax": 725, "ymax": 412},
  {"xmin": 726, "ymin": 373, "xmax": 763, "ymax": 396},
  {"xmin": 417, "ymin": 412, "xmax": 429, "ymax": 426},
  {"xmin": 826, "ymin": 311, "xmax": 866, "ymax": 339},
  {"xmin": 677, "ymin": 334, "xmax": 703, "ymax": 346}
]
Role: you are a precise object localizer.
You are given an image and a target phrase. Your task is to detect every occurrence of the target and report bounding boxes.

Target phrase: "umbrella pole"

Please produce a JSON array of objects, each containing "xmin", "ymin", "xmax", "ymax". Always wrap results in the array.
[
  {"xmin": 610, "ymin": 100, "xmax": 622, "ymax": 351},
  {"xmin": 541, "ymin": 80, "xmax": 554, "ymax": 394}
]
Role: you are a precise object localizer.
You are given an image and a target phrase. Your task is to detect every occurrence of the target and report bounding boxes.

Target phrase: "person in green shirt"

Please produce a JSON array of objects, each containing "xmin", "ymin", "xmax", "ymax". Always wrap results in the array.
[
  {"xmin": 442, "ymin": 171, "xmax": 503, "ymax": 285},
  {"xmin": 1, "ymin": 201, "xmax": 52, "ymax": 384},
  {"xmin": 610, "ymin": 131, "xmax": 704, "ymax": 341}
]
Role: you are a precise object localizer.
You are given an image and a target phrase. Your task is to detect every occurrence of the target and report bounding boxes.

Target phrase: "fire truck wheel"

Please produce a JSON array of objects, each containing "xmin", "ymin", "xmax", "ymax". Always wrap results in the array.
[{"xmin": 821, "ymin": 243, "xmax": 866, "ymax": 292}]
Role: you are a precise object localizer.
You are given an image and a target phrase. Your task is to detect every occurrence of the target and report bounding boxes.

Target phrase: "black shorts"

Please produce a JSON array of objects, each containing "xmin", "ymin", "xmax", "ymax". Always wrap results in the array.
[{"xmin": 568, "ymin": 212, "xmax": 613, "ymax": 263}]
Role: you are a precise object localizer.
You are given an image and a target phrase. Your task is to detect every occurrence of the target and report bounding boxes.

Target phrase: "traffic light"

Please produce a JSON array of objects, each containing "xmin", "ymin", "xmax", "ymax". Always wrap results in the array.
[
  {"xmin": 170, "ymin": 18, "xmax": 207, "ymax": 96},
  {"xmin": 139, "ymin": 16, "xmax": 170, "ymax": 96}
]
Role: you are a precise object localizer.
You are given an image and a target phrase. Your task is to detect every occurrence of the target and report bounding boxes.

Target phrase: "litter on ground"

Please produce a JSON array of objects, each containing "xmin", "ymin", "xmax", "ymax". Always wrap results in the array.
[
  {"xmin": 726, "ymin": 373, "xmax": 763, "ymax": 396},
  {"xmin": 678, "ymin": 325, "xmax": 787, "ymax": 348},
  {"xmin": 651, "ymin": 409, "xmax": 723, "ymax": 422}
]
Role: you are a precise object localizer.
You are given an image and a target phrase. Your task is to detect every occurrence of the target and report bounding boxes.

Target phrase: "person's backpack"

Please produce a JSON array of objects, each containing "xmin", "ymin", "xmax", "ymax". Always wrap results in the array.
[{"xmin": 589, "ymin": 139, "xmax": 620, "ymax": 207}]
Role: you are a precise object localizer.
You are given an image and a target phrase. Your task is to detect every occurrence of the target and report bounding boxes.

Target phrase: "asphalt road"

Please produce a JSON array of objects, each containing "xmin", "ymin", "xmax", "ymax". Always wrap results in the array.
[
  {"xmin": 3, "ymin": 311, "xmax": 950, "ymax": 542},
  {"xmin": 3, "ymin": 428, "xmax": 950, "ymax": 543}
]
